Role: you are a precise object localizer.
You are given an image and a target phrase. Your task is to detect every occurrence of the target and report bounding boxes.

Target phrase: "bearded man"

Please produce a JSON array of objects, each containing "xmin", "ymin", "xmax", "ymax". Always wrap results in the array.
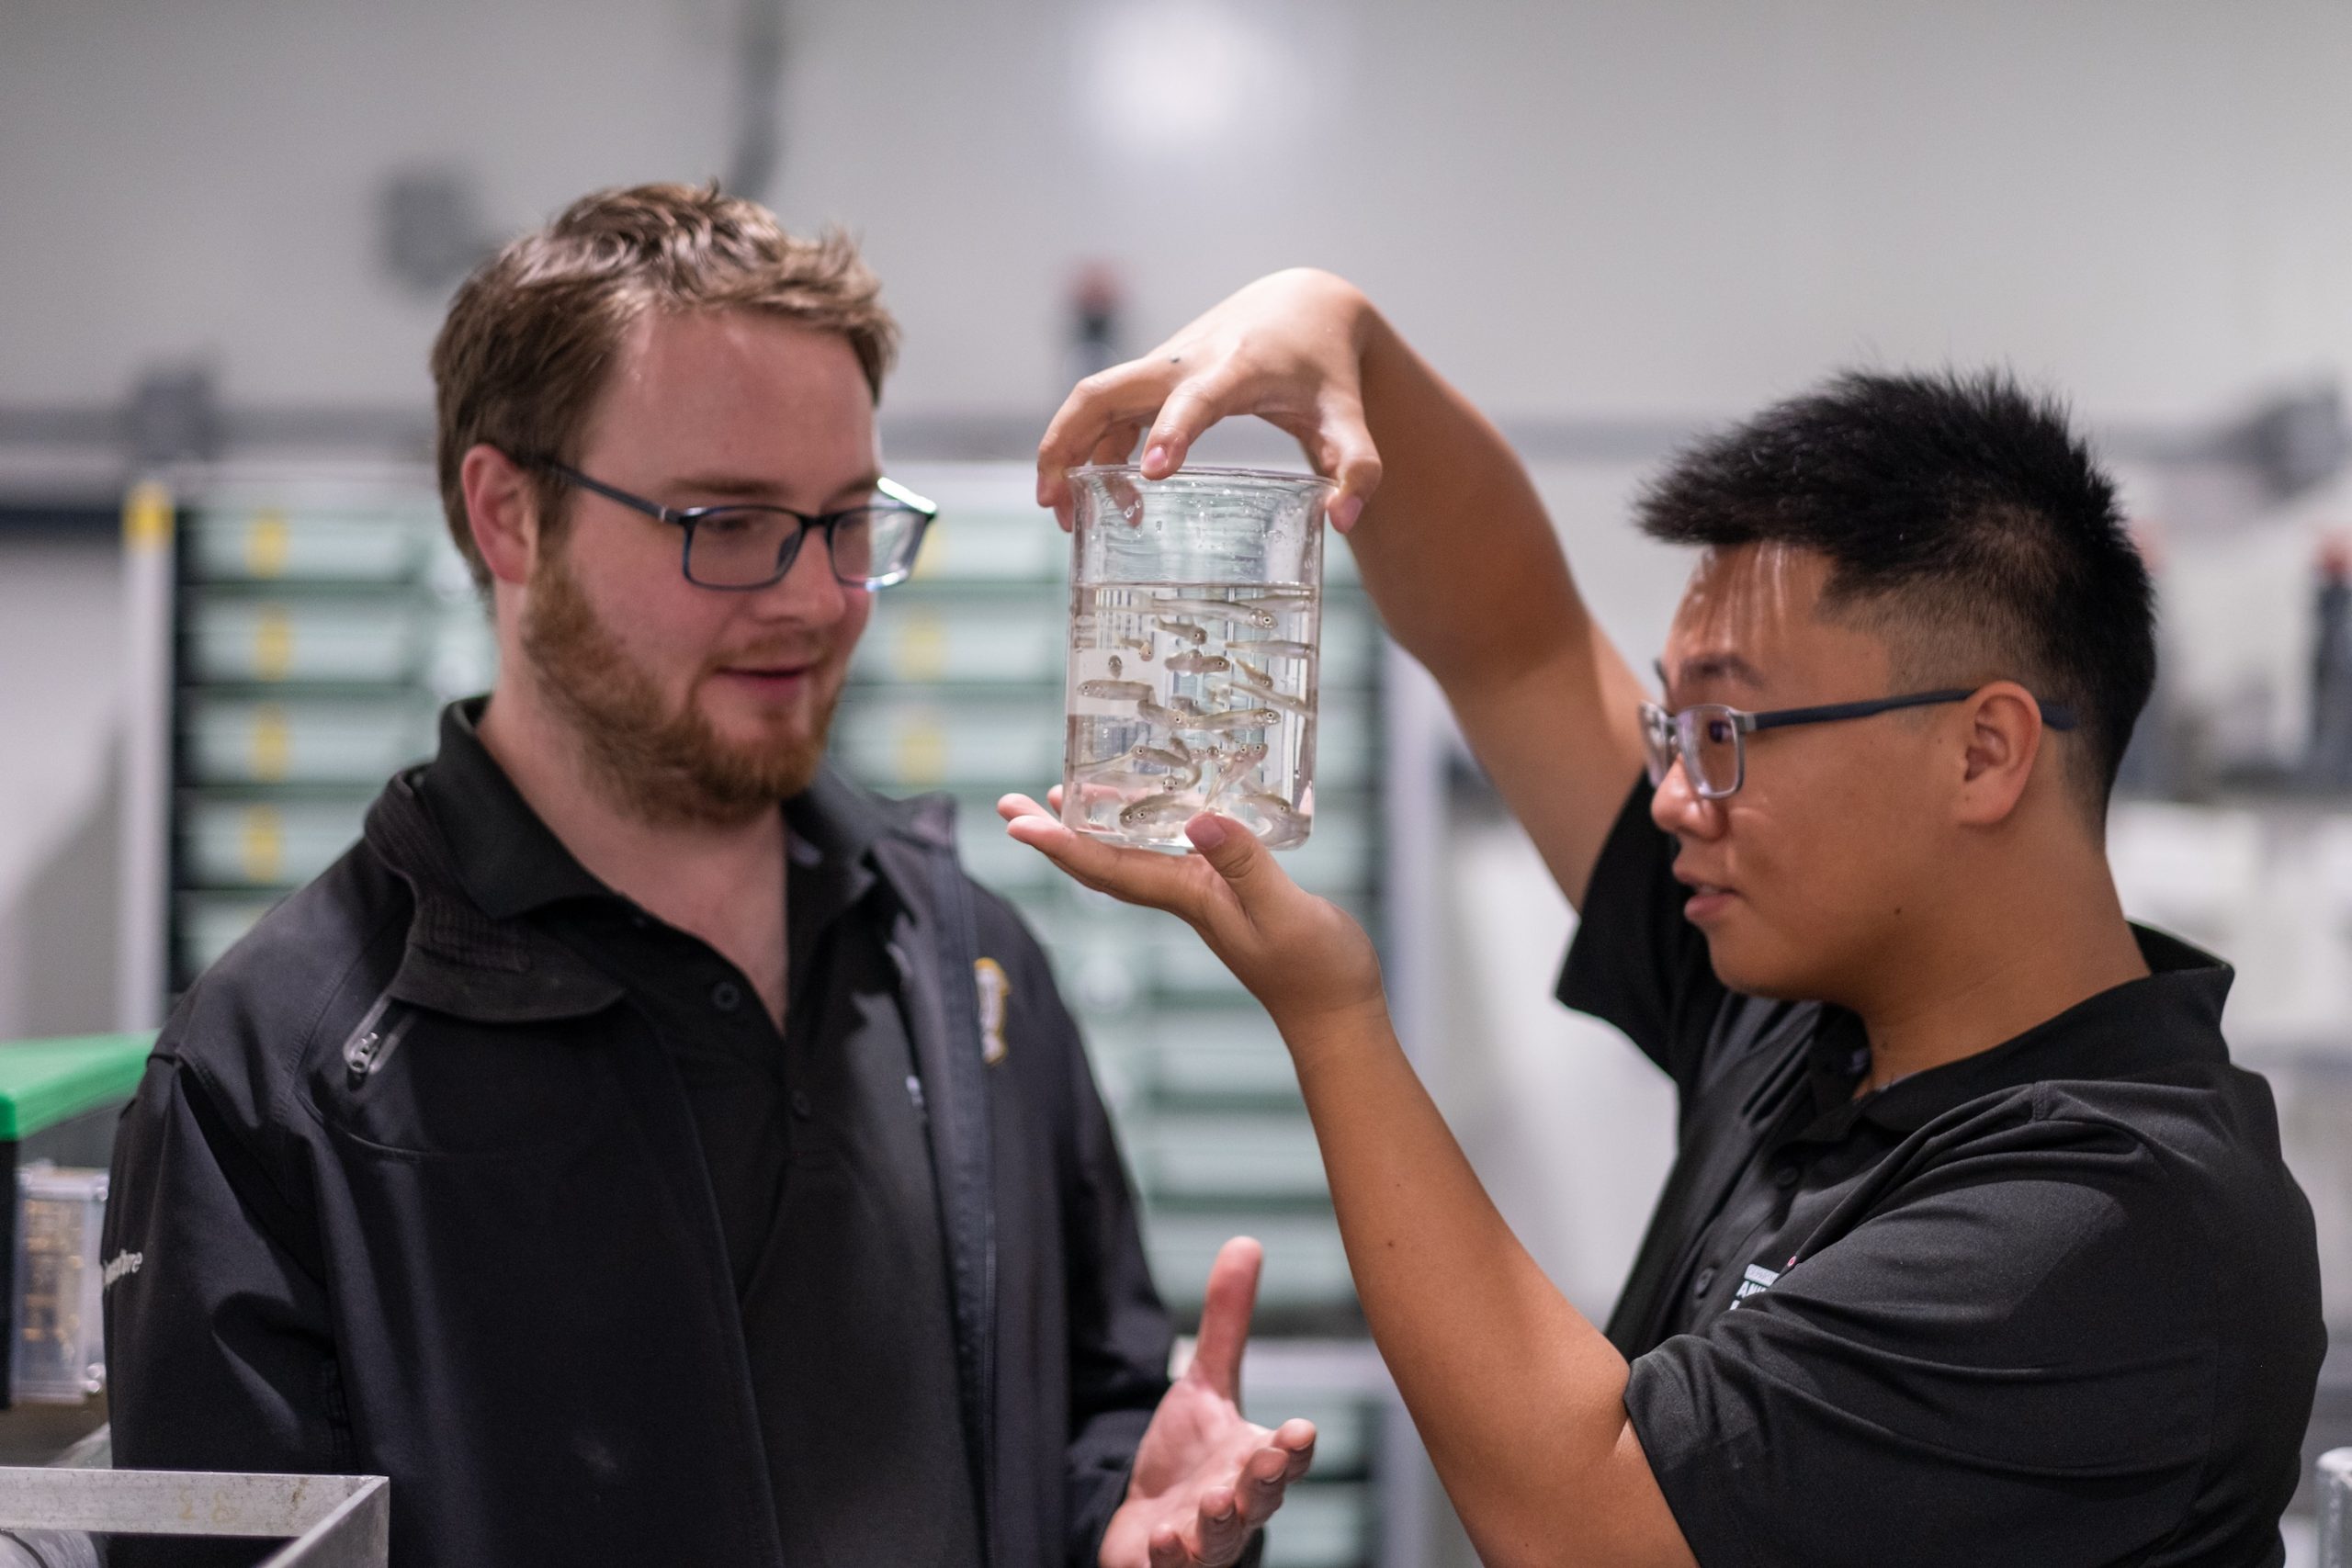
[{"xmin": 100, "ymin": 183, "xmax": 1312, "ymax": 1568}]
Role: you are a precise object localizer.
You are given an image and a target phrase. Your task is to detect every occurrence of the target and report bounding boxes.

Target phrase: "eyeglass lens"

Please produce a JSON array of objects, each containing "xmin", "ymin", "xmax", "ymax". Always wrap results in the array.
[
  {"xmin": 684, "ymin": 505, "xmax": 922, "ymax": 588},
  {"xmin": 1682, "ymin": 708, "xmax": 1741, "ymax": 796},
  {"xmin": 1644, "ymin": 705, "xmax": 1743, "ymax": 798}
]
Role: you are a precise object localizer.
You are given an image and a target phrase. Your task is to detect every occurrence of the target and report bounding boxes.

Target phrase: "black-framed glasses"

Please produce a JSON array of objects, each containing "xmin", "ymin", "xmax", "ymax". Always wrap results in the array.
[
  {"xmin": 526, "ymin": 459, "xmax": 937, "ymax": 591},
  {"xmin": 1640, "ymin": 687, "xmax": 2080, "ymax": 800}
]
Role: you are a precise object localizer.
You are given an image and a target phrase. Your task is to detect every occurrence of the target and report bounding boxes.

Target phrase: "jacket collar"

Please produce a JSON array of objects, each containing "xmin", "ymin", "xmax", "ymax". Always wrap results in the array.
[{"xmin": 369, "ymin": 700, "xmax": 958, "ymax": 1023}]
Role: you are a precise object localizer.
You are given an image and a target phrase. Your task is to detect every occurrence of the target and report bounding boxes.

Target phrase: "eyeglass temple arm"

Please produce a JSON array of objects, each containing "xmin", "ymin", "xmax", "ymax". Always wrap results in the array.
[
  {"xmin": 1746, "ymin": 689, "xmax": 2078, "ymax": 732},
  {"xmin": 533, "ymin": 462, "xmax": 681, "ymax": 525}
]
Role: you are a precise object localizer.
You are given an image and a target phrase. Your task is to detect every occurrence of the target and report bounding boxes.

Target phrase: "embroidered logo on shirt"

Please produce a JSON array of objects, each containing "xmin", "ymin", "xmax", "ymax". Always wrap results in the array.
[
  {"xmin": 974, "ymin": 958, "xmax": 1011, "ymax": 1066},
  {"xmin": 1730, "ymin": 1262, "xmax": 1781, "ymax": 1306},
  {"xmin": 102, "ymin": 1250, "xmax": 143, "ymax": 1291}
]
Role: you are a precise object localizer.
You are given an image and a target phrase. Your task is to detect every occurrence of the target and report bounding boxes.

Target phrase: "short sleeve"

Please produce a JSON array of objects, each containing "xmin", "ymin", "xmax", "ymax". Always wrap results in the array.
[
  {"xmin": 1623, "ymin": 1112, "xmax": 2217, "ymax": 1567},
  {"xmin": 1555, "ymin": 779, "xmax": 1726, "ymax": 1091}
]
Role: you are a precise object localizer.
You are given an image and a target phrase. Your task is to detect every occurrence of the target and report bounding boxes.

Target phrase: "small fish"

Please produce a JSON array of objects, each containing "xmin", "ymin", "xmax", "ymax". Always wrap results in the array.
[
  {"xmin": 1179, "ymin": 706, "xmax": 1280, "ymax": 733},
  {"xmin": 1074, "ymin": 769, "xmax": 1170, "ymax": 794},
  {"xmin": 1107, "ymin": 655, "xmax": 1123, "ymax": 678},
  {"xmin": 1119, "ymin": 791, "xmax": 1198, "ymax": 829},
  {"xmin": 1136, "ymin": 695, "xmax": 1185, "ymax": 729},
  {"xmin": 1134, "ymin": 744, "xmax": 1196, "ymax": 775},
  {"xmin": 1169, "ymin": 694, "xmax": 1202, "ymax": 715},
  {"xmin": 1155, "ymin": 618, "xmax": 1208, "ymax": 647},
  {"xmin": 1238, "ymin": 687, "xmax": 1308, "ymax": 716},
  {"xmin": 1230, "ymin": 654, "xmax": 1274, "ymax": 688},
  {"xmin": 1238, "ymin": 590, "xmax": 1311, "ymax": 612},
  {"xmin": 1232, "ymin": 670, "xmax": 1310, "ymax": 715},
  {"xmin": 1166, "ymin": 734, "xmax": 1194, "ymax": 762},
  {"xmin": 1204, "ymin": 742, "xmax": 1268, "ymax": 803},
  {"xmin": 1226, "ymin": 638, "xmax": 1315, "ymax": 660},
  {"xmin": 1079, "ymin": 679, "xmax": 1155, "ymax": 702},
  {"xmin": 1154, "ymin": 596, "xmax": 1279, "ymax": 630},
  {"xmin": 1163, "ymin": 650, "xmax": 1230, "ymax": 676},
  {"xmin": 1118, "ymin": 635, "xmax": 1157, "ymax": 661},
  {"xmin": 1071, "ymin": 746, "xmax": 1148, "ymax": 779},
  {"xmin": 1236, "ymin": 790, "xmax": 1310, "ymax": 848},
  {"xmin": 1077, "ymin": 742, "xmax": 1166, "ymax": 780}
]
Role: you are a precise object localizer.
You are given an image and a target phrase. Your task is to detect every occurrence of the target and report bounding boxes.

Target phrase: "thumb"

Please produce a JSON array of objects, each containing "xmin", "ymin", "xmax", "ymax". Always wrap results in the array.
[
  {"xmin": 1317, "ymin": 394, "xmax": 1384, "ymax": 534},
  {"xmin": 1185, "ymin": 1236, "xmax": 1264, "ymax": 1400},
  {"xmin": 1182, "ymin": 814, "xmax": 1278, "ymax": 909}
]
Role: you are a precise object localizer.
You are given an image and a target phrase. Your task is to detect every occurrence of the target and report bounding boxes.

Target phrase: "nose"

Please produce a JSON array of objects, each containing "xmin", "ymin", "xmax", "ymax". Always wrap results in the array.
[
  {"xmin": 747, "ymin": 526, "xmax": 855, "ymax": 626},
  {"xmin": 1648, "ymin": 753, "xmax": 1726, "ymax": 840}
]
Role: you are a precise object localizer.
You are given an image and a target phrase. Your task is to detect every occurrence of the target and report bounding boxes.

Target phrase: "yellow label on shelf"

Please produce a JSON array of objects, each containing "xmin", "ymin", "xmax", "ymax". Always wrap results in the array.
[
  {"xmin": 123, "ymin": 482, "xmax": 173, "ymax": 553},
  {"xmin": 245, "ymin": 512, "xmax": 291, "ymax": 578},
  {"xmin": 250, "ymin": 705, "xmax": 291, "ymax": 781},
  {"xmin": 239, "ymin": 806, "xmax": 286, "ymax": 884},
  {"xmin": 894, "ymin": 611, "xmax": 950, "ymax": 681},
  {"xmin": 253, "ymin": 606, "xmax": 295, "ymax": 681},
  {"xmin": 895, "ymin": 718, "xmax": 949, "ymax": 785}
]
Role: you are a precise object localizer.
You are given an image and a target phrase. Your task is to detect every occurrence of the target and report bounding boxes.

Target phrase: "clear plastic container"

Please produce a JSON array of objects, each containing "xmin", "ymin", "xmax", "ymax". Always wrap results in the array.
[
  {"xmin": 1061, "ymin": 465, "xmax": 1331, "ymax": 849},
  {"xmin": 12, "ymin": 1163, "xmax": 109, "ymax": 1403}
]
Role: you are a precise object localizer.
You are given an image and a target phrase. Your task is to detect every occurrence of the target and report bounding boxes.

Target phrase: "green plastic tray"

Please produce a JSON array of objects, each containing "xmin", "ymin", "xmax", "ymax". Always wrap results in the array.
[{"xmin": 0, "ymin": 1036, "xmax": 156, "ymax": 1140}]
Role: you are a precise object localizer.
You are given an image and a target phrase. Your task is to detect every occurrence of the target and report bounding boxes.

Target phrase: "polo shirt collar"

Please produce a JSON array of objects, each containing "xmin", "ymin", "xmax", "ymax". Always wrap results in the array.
[
  {"xmin": 1796, "ymin": 923, "xmax": 2233, "ymax": 1140},
  {"xmin": 416, "ymin": 699, "xmax": 903, "ymax": 925}
]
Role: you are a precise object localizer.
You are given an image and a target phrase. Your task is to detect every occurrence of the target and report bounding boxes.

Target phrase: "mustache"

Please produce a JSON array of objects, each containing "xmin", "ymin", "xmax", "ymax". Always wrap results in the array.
[{"xmin": 707, "ymin": 643, "xmax": 833, "ymax": 671}]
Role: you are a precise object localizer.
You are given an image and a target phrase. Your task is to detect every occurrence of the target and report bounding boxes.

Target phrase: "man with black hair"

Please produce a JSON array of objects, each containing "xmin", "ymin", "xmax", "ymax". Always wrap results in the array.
[{"xmin": 1007, "ymin": 269, "xmax": 2326, "ymax": 1567}]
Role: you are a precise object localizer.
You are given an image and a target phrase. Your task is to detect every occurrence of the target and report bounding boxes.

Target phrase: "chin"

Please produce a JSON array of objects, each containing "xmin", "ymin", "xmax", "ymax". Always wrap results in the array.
[{"xmin": 1696, "ymin": 928, "xmax": 1813, "ymax": 1002}]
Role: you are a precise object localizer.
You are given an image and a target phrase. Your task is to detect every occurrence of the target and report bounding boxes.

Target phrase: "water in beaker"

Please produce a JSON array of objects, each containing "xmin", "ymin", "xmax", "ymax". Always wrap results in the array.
[{"xmin": 1062, "ymin": 467, "xmax": 1329, "ymax": 850}]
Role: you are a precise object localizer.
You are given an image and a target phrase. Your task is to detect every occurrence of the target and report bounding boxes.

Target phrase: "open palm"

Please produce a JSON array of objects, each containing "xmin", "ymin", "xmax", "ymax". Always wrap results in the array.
[{"xmin": 1100, "ymin": 1238, "xmax": 1317, "ymax": 1568}]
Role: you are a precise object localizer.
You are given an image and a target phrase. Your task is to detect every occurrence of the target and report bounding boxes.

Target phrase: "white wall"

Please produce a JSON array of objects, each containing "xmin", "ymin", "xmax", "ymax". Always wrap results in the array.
[
  {"xmin": 0, "ymin": 539, "xmax": 125, "ymax": 1041},
  {"xmin": 6, "ymin": 0, "xmax": 2352, "ymax": 425}
]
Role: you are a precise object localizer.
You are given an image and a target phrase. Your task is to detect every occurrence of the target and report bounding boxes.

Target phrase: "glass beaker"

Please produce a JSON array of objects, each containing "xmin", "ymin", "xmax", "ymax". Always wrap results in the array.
[{"xmin": 1061, "ymin": 464, "xmax": 1331, "ymax": 850}]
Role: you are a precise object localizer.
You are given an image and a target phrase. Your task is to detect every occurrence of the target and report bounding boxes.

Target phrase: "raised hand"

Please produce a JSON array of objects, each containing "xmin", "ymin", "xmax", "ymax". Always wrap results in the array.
[
  {"xmin": 1100, "ymin": 1238, "xmax": 1317, "ymax": 1568},
  {"xmin": 1035, "ymin": 268, "xmax": 1385, "ymax": 536}
]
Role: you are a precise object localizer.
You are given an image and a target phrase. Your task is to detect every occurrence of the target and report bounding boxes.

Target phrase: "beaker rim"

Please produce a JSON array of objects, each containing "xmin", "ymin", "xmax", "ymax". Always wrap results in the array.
[{"xmin": 1065, "ymin": 463, "xmax": 1337, "ymax": 495}]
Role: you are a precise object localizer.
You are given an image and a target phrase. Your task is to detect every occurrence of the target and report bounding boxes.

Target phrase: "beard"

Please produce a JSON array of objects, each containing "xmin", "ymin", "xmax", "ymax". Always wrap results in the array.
[{"xmin": 519, "ymin": 543, "xmax": 839, "ymax": 827}]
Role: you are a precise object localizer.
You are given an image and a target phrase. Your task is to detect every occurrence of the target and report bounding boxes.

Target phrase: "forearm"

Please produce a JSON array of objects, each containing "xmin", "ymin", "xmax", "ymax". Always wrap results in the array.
[
  {"xmin": 1342, "ymin": 304, "xmax": 1651, "ymax": 905},
  {"xmin": 1345, "ymin": 307, "xmax": 1599, "ymax": 695},
  {"xmin": 1279, "ymin": 1004, "xmax": 1645, "ymax": 1563}
]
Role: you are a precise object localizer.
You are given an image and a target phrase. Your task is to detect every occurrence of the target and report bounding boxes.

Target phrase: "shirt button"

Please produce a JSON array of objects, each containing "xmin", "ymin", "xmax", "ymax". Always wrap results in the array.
[
  {"xmin": 1692, "ymin": 1265, "xmax": 1717, "ymax": 1298},
  {"xmin": 1774, "ymin": 1163, "xmax": 1801, "ymax": 1190},
  {"xmin": 790, "ymin": 1090, "xmax": 813, "ymax": 1120},
  {"xmin": 710, "ymin": 981, "xmax": 742, "ymax": 1013}
]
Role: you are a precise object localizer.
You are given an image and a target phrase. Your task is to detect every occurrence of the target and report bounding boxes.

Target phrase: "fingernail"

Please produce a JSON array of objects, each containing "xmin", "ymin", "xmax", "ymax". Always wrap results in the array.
[
  {"xmin": 1331, "ymin": 494, "xmax": 1364, "ymax": 533},
  {"xmin": 1185, "ymin": 816, "xmax": 1227, "ymax": 851},
  {"xmin": 1143, "ymin": 443, "xmax": 1169, "ymax": 472}
]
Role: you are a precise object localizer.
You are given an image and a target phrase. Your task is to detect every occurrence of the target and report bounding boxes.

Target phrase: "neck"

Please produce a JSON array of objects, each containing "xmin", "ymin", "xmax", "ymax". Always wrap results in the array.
[
  {"xmin": 476, "ymin": 675, "xmax": 790, "ymax": 1023},
  {"xmin": 1848, "ymin": 840, "xmax": 2151, "ymax": 1094}
]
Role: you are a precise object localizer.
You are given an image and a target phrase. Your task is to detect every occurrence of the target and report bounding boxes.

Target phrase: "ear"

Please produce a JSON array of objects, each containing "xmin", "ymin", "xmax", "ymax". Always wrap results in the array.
[
  {"xmin": 458, "ymin": 445, "xmax": 541, "ymax": 587},
  {"xmin": 1952, "ymin": 682, "xmax": 2046, "ymax": 827}
]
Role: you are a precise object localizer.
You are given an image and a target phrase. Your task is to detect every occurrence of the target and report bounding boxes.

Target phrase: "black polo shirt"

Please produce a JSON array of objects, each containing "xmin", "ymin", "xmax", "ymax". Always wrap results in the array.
[
  {"xmin": 419, "ymin": 703, "xmax": 982, "ymax": 1566},
  {"xmin": 1559, "ymin": 781, "xmax": 2325, "ymax": 1568}
]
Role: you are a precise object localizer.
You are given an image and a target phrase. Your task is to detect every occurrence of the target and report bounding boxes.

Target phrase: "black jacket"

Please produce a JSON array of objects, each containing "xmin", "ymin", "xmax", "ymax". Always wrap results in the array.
[{"xmin": 103, "ymin": 761, "xmax": 1171, "ymax": 1567}]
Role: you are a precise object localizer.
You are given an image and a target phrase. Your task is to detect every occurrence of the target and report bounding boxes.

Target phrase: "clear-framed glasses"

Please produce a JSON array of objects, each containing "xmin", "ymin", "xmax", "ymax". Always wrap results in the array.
[
  {"xmin": 526, "ymin": 459, "xmax": 937, "ymax": 591},
  {"xmin": 1640, "ymin": 687, "xmax": 2080, "ymax": 800}
]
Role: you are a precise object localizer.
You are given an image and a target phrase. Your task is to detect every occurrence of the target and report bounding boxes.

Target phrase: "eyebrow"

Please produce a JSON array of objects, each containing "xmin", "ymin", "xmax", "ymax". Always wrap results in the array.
[
  {"xmin": 1658, "ymin": 651, "xmax": 1768, "ymax": 693},
  {"xmin": 664, "ymin": 471, "xmax": 884, "ymax": 508}
]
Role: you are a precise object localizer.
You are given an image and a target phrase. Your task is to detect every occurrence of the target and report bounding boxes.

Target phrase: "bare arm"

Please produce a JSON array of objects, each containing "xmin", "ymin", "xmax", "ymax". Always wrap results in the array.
[
  {"xmin": 996, "ymin": 799, "xmax": 1696, "ymax": 1568},
  {"xmin": 1036, "ymin": 269, "xmax": 1649, "ymax": 907}
]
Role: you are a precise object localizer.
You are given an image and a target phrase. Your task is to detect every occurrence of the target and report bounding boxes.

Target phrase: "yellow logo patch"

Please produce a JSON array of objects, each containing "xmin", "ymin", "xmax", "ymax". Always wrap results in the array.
[{"xmin": 974, "ymin": 958, "xmax": 1011, "ymax": 1066}]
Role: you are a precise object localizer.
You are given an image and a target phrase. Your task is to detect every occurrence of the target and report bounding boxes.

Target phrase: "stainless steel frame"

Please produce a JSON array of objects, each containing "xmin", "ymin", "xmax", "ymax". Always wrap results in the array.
[{"xmin": 0, "ymin": 1467, "xmax": 388, "ymax": 1566}]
